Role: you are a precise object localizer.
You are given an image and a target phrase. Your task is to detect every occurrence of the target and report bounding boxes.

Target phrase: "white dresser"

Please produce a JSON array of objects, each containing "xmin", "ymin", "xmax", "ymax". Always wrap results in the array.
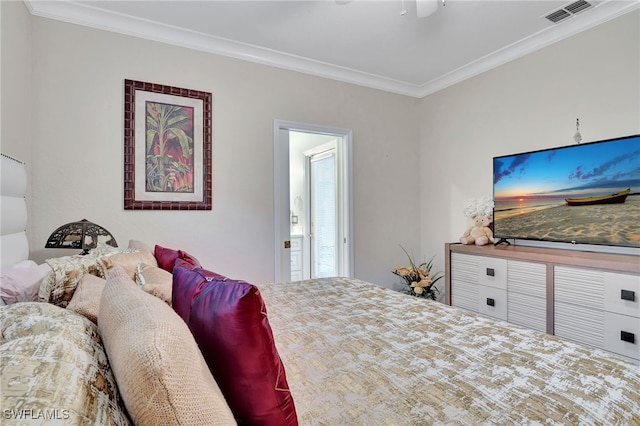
[
  {"xmin": 449, "ymin": 252, "xmax": 546, "ymax": 332},
  {"xmin": 446, "ymin": 243, "xmax": 640, "ymax": 362}
]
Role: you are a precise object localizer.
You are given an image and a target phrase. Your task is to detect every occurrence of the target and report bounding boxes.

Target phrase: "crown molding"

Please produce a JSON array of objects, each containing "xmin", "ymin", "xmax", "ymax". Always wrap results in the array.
[{"xmin": 24, "ymin": 0, "xmax": 639, "ymax": 99}]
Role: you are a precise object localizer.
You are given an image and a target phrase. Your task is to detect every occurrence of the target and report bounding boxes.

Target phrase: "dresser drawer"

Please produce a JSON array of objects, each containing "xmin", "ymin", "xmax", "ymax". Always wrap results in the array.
[
  {"xmin": 555, "ymin": 301, "xmax": 604, "ymax": 349},
  {"xmin": 604, "ymin": 272, "xmax": 640, "ymax": 318},
  {"xmin": 604, "ymin": 312, "xmax": 640, "ymax": 361},
  {"xmin": 451, "ymin": 253, "xmax": 479, "ymax": 284},
  {"xmin": 478, "ymin": 257, "xmax": 507, "ymax": 290},
  {"xmin": 478, "ymin": 287, "xmax": 507, "ymax": 321},
  {"xmin": 554, "ymin": 266, "xmax": 604, "ymax": 310},
  {"xmin": 507, "ymin": 260, "xmax": 546, "ymax": 299},
  {"xmin": 451, "ymin": 280, "xmax": 479, "ymax": 312},
  {"xmin": 507, "ymin": 292, "xmax": 546, "ymax": 333}
]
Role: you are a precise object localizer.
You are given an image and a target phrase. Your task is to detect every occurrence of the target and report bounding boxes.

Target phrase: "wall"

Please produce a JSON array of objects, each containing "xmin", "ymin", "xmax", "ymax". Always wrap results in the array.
[
  {"xmin": 8, "ymin": 10, "xmax": 420, "ymax": 286},
  {"xmin": 1, "ymin": 1, "xmax": 33, "ymax": 245},
  {"xmin": 419, "ymin": 10, "xmax": 640, "ymax": 272},
  {"xmin": 0, "ymin": 1, "xmax": 32, "ymax": 162}
]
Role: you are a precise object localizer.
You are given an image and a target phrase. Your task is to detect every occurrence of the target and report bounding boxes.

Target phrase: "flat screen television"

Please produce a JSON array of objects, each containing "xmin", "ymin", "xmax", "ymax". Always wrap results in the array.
[{"xmin": 492, "ymin": 134, "xmax": 640, "ymax": 250}]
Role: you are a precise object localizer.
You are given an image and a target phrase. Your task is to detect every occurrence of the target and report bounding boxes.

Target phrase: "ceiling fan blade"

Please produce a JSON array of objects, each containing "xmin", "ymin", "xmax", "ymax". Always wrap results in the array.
[{"xmin": 416, "ymin": 0, "xmax": 438, "ymax": 18}]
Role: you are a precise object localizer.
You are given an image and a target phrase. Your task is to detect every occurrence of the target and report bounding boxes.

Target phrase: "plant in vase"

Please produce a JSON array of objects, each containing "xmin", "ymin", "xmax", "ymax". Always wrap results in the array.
[{"xmin": 392, "ymin": 246, "xmax": 443, "ymax": 300}]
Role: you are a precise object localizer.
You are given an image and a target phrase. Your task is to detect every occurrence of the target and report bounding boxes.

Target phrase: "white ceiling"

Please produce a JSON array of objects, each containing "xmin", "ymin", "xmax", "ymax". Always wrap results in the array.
[{"xmin": 24, "ymin": 0, "xmax": 639, "ymax": 97}]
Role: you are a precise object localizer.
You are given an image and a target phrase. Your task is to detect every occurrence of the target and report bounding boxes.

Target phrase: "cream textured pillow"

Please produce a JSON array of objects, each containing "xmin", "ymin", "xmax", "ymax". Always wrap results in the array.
[
  {"xmin": 98, "ymin": 266, "xmax": 236, "ymax": 426},
  {"xmin": 135, "ymin": 263, "xmax": 173, "ymax": 305},
  {"xmin": 66, "ymin": 274, "xmax": 106, "ymax": 323}
]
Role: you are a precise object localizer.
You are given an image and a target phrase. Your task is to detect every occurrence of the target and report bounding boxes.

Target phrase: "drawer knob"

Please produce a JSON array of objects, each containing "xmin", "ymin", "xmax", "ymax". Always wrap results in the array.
[
  {"xmin": 621, "ymin": 331, "xmax": 636, "ymax": 344},
  {"xmin": 486, "ymin": 297, "xmax": 495, "ymax": 307},
  {"xmin": 486, "ymin": 268, "xmax": 495, "ymax": 277},
  {"xmin": 621, "ymin": 289, "xmax": 636, "ymax": 302}
]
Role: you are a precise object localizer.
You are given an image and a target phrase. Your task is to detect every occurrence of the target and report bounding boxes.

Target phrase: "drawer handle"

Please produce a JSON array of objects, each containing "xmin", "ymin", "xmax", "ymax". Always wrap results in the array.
[
  {"xmin": 621, "ymin": 331, "xmax": 636, "ymax": 344},
  {"xmin": 621, "ymin": 289, "xmax": 636, "ymax": 302},
  {"xmin": 486, "ymin": 268, "xmax": 495, "ymax": 277},
  {"xmin": 486, "ymin": 298, "xmax": 495, "ymax": 307}
]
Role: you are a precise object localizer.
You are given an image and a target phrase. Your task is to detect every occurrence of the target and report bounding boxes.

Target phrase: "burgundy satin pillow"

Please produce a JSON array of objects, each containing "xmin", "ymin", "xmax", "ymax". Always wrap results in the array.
[
  {"xmin": 178, "ymin": 250, "xmax": 201, "ymax": 268},
  {"xmin": 177, "ymin": 270, "xmax": 297, "ymax": 425},
  {"xmin": 172, "ymin": 264, "xmax": 206, "ymax": 320},
  {"xmin": 172, "ymin": 264, "xmax": 225, "ymax": 320},
  {"xmin": 154, "ymin": 245, "xmax": 201, "ymax": 273}
]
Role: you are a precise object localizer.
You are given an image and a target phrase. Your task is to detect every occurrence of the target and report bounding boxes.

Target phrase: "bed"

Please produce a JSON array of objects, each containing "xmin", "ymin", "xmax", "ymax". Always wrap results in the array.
[
  {"xmin": 259, "ymin": 277, "xmax": 640, "ymax": 424},
  {"xmin": 2, "ymin": 153, "xmax": 640, "ymax": 425}
]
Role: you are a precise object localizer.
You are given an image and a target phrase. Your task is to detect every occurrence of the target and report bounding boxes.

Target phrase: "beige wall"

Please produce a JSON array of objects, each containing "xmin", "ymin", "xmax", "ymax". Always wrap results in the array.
[
  {"xmin": 3, "ymin": 6, "xmax": 420, "ymax": 286},
  {"xmin": 2, "ymin": 3, "xmax": 638, "ymax": 289},
  {"xmin": 1, "ymin": 1, "xmax": 33, "ymax": 244},
  {"xmin": 1, "ymin": 2, "xmax": 31, "ymax": 163},
  {"xmin": 419, "ymin": 10, "xmax": 640, "ymax": 268}
]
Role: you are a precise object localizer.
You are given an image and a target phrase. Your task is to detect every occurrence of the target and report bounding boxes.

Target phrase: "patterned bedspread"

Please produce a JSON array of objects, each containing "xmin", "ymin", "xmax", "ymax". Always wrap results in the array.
[
  {"xmin": 0, "ymin": 302, "xmax": 131, "ymax": 425},
  {"xmin": 259, "ymin": 278, "xmax": 640, "ymax": 425}
]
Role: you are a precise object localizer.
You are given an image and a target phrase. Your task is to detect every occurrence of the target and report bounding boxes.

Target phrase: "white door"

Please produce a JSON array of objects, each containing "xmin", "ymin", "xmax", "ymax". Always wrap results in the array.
[
  {"xmin": 273, "ymin": 120, "xmax": 353, "ymax": 283},
  {"xmin": 309, "ymin": 148, "xmax": 338, "ymax": 278}
]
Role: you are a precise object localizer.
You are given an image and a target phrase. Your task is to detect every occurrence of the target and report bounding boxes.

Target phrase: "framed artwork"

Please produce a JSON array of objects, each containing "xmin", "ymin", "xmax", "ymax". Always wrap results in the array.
[{"xmin": 124, "ymin": 79, "xmax": 212, "ymax": 210}]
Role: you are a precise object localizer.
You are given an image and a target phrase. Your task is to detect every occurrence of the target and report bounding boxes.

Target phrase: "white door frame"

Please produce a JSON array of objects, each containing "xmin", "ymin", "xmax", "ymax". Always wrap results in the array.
[{"xmin": 273, "ymin": 119, "xmax": 353, "ymax": 283}]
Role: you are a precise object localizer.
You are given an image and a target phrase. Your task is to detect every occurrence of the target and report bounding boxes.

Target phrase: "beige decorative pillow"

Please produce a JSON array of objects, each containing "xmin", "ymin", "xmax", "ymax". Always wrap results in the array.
[
  {"xmin": 97, "ymin": 250, "xmax": 158, "ymax": 280},
  {"xmin": 66, "ymin": 274, "xmax": 107, "ymax": 323},
  {"xmin": 127, "ymin": 239, "xmax": 153, "ymax": 253},
  {"xmin": 98, "ymin": 266, "xmax": 236, "ymax": 426},
  {"xmin": 135, "ymin": 263, "xmax": 173, "ymax": 305}
]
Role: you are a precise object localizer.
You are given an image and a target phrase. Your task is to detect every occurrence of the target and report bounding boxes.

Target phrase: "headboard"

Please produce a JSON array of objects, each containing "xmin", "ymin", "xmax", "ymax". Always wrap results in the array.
[{"xmin": 1, "ymin": 153, "xmax": 29, "ymax": 268}]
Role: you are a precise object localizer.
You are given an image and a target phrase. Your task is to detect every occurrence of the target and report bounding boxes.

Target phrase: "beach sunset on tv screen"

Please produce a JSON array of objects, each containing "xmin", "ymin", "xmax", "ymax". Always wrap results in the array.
[{"xmin": 493, "ymin": 134, "xmax": 640, "ymax": 248}]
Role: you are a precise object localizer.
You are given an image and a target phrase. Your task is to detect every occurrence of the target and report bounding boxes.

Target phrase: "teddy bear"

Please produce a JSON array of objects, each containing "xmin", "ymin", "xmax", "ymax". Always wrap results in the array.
[{"xmin": 460, "ymin": 213, "xmax": 494, "ymax": 246}]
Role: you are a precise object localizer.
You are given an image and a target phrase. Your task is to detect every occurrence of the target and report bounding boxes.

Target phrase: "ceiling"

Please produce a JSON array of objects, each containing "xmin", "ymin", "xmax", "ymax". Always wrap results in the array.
[{"xmin": 24, "ymin": 0, "xmax": 639, "ymax": 97}]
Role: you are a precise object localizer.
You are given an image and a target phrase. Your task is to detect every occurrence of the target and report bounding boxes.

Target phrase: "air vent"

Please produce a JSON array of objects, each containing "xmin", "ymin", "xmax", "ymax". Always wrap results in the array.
[
  {"xmin": 545, "ymin": 0, "xmax": 593, "ymax": 24},
  {"xmin": 565, "ymin": 0, "xmax": 591, "ymax": 14},
  {"xmin": 545, "ymin": 9, "xmax": 572, "ymax": 23}
]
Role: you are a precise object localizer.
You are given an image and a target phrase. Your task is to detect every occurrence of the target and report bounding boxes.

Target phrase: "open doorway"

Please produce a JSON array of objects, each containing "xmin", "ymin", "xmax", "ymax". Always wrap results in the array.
[{"xmin": 273, "ymin": 120, "xmax": 353, "ymax": 283}]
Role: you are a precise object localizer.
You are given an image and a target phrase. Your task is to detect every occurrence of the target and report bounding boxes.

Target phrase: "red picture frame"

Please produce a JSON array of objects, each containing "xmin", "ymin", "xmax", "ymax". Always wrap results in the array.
[{"xmin": 124, "ymin": 79, "xmax": 212, "ymax": 210}]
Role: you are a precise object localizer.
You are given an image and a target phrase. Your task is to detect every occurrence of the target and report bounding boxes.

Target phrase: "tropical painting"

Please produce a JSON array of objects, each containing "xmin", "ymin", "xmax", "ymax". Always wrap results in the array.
[
  {"xmin": 124, "ymin": 79, "xmax": 211, "ymax": 210},
  {"xmin": 145, "ymin": 101, "xmax": 195, "ymax": 193}
]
